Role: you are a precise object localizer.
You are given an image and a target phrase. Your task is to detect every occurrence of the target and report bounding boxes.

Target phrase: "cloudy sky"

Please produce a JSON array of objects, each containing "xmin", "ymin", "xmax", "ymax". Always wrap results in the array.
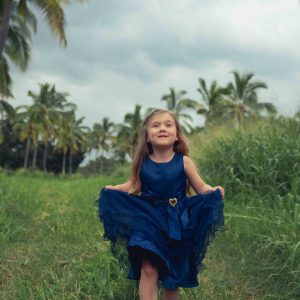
[{"xmin": 11, "ymin": 0, "xmax": 300, "ymax": 128}]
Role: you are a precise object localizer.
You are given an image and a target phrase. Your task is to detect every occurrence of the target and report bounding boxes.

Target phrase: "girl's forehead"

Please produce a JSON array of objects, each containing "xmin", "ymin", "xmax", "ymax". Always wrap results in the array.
[{"xmin": 148, "ymin": 112, "xmax": 175, "ymax": 124}]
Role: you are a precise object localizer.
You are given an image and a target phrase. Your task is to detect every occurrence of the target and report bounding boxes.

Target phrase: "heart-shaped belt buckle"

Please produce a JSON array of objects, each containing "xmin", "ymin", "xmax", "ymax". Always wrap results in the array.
[{"xmin": 169, "ymin": 198, "xmax": 177, "ymax": 207}]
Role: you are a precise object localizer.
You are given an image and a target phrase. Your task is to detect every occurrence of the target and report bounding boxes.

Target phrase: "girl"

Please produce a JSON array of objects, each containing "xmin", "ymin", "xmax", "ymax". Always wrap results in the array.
[{"xmin": 98, "ymin": 109, "xmax": 225, "ymax": 300}]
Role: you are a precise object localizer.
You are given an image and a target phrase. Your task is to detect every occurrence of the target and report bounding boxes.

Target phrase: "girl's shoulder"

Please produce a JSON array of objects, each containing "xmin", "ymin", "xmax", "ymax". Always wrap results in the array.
[
  {"xmin": 182, "ymin": 155, "xmax": 192, "ymax": 164},
  {"xmin": 182, "ymin": 155, "xmax": 198, "ymax": 172}
]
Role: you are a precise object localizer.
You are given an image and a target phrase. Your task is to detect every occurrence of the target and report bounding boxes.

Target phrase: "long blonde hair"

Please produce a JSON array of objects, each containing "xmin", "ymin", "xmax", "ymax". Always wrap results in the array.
[{"xmin": 129, "ymin": 109, "xmax": 190, "ymax": 194}]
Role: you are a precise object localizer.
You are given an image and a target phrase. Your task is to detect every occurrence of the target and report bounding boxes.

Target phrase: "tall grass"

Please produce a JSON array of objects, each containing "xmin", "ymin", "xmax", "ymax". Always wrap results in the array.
[
  {"xmin": 0, "ymin": 173, "xmax": 142, "ymax": 299},
  {"xmin": 190, "ymin": 116, "xmax": 300, "ymax": 299}
]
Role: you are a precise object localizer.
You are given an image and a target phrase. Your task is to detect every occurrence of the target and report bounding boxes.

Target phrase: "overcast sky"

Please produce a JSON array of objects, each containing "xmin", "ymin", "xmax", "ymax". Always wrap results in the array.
[{"xmin": 11, "ymin": 0, "xmax": 300, "ymax": 128}]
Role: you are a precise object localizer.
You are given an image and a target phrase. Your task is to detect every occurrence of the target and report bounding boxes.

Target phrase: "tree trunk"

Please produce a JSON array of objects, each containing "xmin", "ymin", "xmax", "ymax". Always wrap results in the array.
[
  {"xmin": 0, "ymin": 0, "xmax": 15, "ymax": 56},
  {"xmin": 62, "ymin": 149, "xmax": 66, "ymax": 175},
  {"xmin": 100, "ymin": 148, "xmax": 103, "ymax": 174},
  {"xmin": 95, "ymin": 148, "xmax": 99, "ymax": 160},
  {"xmin": 24, "ymin": 137, "xmax": 31, "ymax": 169},
  {"xmin": 32, "ymin": 144, "xmax": 38, "ymax": 169},
  {"xmin": 43, "ymin": 141, "xmax": 48, "ymax": 173},
  {"xmin": 68, "ymin": 148, "xmax": 73, "ymax": 174}
]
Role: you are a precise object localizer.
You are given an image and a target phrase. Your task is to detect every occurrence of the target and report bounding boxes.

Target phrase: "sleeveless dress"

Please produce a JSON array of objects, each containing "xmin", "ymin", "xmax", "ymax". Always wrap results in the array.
[{"xmin": 97, "ymin": 152, "xmax": 225, "ymax": 291}]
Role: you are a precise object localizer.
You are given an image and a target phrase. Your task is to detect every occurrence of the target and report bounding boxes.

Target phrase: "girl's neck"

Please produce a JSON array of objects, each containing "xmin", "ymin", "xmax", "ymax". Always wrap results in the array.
[{"xmin": 149, "ymin": 147, "xmax": 175, "ymax": 163}]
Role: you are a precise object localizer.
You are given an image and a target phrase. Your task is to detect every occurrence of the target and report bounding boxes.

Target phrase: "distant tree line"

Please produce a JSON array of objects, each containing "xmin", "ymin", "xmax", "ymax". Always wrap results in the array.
[
  {"xmin": 0, "ymin": 2, "xmax": 292, "ymax": 175},
  {"xmin": 0, "ymin": 70, "xmax": 284, "ymax": 174}
]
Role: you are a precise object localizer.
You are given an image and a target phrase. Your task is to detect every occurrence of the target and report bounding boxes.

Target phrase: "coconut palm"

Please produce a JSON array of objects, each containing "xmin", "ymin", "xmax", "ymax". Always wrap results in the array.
[
  {"xmin": 0, "ymin": 4, "xmax": 33, "ymax": 110},
  {"xmin": 124, "ymin": 104, "xmax": 144, "ymax": 158},
  {"xmin": 55, "ymin": 110, "xmax": 74, "ymax": 175},
  {"xmin": 161, "ymin": 88, "xmax": 204, "ymax": 133},
  {"xmin": 0, "ymin": 98, "xmax": 14, "ymax": 120},
  {"xmin": 0, "ymin": 0, "xmax": 85, "ymax": 98},
  {"xmin": 55, "ymin": 110, "xmax": 89, "ymax": 175},
  {"xmin": 0, "ymin": 4, "xmax": 34, "ymax": 97},
  {"xmin": 0, "ymin": 56, "xmax": 13, "ymax": 98},
  {"xmin": 0, "ymin": 0, "xmax": 68, "ymax": 56},
  {"xmin": 91, "ymin": 117, "xmax": 114, "ymax": 173},
  {"xmin": 67, "ymin": 115, "xmax": 90, "ymax": 174},
  {"xmin": 112, "ymin": 129, "xmax": 131, "ymax": 163},
  {"xmin": 92, "ymin": 118, "xmax": 114, "ymax": 159},
  {"xmin": 0, "ymin": 98, "xmax": 15, "ymax": 144},
  {"xmin": 13, "ymin": 104, "xmax": 41, "ymax": 169},
  {"xmin": 27, "ymin": 83, "xmax": 74, "ymax": 172},
  {"xmin": 197, "ymin": 78, "xmax": 231, "ymax": 127},
  {"xmin": 113, "ymin": 105, "xmax": 143, "ymax": 160},
  {"xmin": 226, "ymin": 70, "xmax": 276, "ymax": 127}
]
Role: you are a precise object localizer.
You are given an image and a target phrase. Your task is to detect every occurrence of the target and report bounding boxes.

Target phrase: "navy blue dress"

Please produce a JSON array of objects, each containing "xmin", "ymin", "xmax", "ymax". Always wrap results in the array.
[{"xmin": 98, "ymin": 152, "xmax": 225, "ymax": 291}]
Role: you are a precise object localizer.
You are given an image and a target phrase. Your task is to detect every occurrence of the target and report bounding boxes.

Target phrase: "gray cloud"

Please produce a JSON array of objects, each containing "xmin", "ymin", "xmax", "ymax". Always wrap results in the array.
[{"xmin": 10, "ymin": 0, "xmax": 300, "ymax": 129}]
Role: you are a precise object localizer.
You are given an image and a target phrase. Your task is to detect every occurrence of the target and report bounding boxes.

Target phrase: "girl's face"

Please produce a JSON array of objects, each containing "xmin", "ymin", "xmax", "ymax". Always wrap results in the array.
[{"xmin": 147, "ymin": 112, "xmax": 178, "ymax": 148}]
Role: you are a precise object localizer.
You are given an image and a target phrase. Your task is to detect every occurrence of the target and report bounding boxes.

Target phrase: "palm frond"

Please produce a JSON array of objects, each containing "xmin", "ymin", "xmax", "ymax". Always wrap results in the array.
[
  {"xmin": 0, "ymin": 56, "xmax": 13, "ymax": 98},
  {"xmin": 33, "ymin": 0, "xmax": 67, "ymax": 46},
  {"xmin": 5, "ymin": 25, "xmax": 31, "ymax": 70}
]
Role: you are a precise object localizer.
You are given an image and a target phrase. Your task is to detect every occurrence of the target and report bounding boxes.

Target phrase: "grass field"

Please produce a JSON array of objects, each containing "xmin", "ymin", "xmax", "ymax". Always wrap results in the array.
[{"xmin": 1, "ymin": 117, "xmax": 299, "ymax": 299}]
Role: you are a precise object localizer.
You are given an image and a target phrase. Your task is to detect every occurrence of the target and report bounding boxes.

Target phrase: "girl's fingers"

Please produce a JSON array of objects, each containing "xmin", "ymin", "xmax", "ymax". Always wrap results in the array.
[
  {"xmin": 215, "ymin": 186, "xmax": 224, "ymax": 198},
  {"xmin": 105, "ymin": 185, "xmax": 115, "ymax": 190}
]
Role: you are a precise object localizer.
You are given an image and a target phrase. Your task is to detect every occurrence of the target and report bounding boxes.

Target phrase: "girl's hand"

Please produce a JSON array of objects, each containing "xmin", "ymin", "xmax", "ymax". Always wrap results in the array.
[{"xmin": 212, "ymin": 186, "xmax": 225, "ymax": 199}]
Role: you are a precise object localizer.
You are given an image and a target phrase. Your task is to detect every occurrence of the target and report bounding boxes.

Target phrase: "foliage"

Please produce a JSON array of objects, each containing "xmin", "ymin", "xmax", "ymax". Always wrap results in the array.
[
  {"xmin": 79, "ymin": 156, "xmax": 129, "ymax": 177},
  {"xmin": 193, "ymin": 116, "xmax": 300, "ymax": 204},
  {"xmin": 161, "ymin": 87, "xmax": 203, "ymax": 133},
  {"xmin": 189, "ymin": 116, "xmax": 300, "ymax": 299},
  {"xmin": 0, "ymin": 0, "xmax": 86, "ymax": 98}
]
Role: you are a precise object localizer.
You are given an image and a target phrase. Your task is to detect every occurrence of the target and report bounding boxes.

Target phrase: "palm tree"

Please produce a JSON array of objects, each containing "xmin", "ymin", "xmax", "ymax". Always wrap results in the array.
[
  {"xmin": 197, "ymin": 78, "xmax": 231, "ymax": 127},
  {"xmin": 0, "ymin": 56, "xmax": 13, "ymax": 98},
  {"xmin": 294, "ymin": 110, "xmax": 300, "ymax": 121},
  {"xmin": 0, "ymin": 4, "xmax": 34, "ymax": 97},
  {"xmin": 13, "ymin": 104, "xmax": 41, "ymax": 169},
  {"xmin": 92, "ymin": 118, "xmax": 114, "ymax": 158},
  {"xmin": 226, "ymin": 70, "xmax": 276, "ymax": 127},
  {"xmin": 27, "ymin": 83, "xmax": 74, "ymax": 172},
  {"xmin": 67, "ymin": 116, "xmax": 90, "ymax": 174},
  {"xmin": 55, "ymin": 110, "xmax": 89, "ymax": 175},
  {"xmin": 0, "ymin": 0, "xmax": 68, "ymax": 56},
  {"xmin": 0, "ymin": 98, "xmax": 15, "ymax": 143},
  {"xmin": 123, "ymin": 105, "xmax": 144, "ymax": 158},
  {"xmin": 0, "ymin": 0, "xmax": 85, "ymax": 97},
  {"xmin": 161, "ymin": 88, "xmax": 204, "ymax": 133},
  {"xmin": 91, "ymin": 117, "xmax": 114, "ymax": 173},
  {"xmin": 55, "ymin": 111, "xmax": 73, "ymax": 175},
  {"xmin": 0, "ymin": 4, "xmax": 33, "ymax": 113},
  {"xmin": 112, "ymin": 105, "xmax": 143, "ymax": 160},
  {"xmin": 112, "ymin": 127, "xmax": 132, "ymax": 163}
]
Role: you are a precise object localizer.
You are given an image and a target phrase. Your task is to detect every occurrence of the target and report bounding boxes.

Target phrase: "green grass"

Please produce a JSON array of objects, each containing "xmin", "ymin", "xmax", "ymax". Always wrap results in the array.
[
  {"xmin": 1, "ymin": 116, "xmax": 299, "ymax": 299},
  {"xmin": 0, "ymin": 173, "xmax": 252, "ymax": 300}
]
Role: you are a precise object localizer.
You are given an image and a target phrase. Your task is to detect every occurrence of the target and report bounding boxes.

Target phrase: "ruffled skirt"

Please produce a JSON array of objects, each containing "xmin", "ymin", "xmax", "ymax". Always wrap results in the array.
[{"xmin": 97, "ymin": 188, "xmax": 225, "ymax": 291}]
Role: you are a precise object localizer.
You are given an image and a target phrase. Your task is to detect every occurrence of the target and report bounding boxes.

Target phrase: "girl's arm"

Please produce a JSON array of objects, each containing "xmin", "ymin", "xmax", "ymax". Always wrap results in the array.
[
  {"xmin": 105, "ymin": 180, "xmax": 132, "ymax": 192},
  {"xmin": 183, "ymin": 156, "xmax": 224, "ymax": 197}
]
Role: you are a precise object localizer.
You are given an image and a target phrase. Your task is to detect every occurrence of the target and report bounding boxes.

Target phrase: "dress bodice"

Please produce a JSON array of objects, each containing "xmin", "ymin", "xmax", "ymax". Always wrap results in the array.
[{"xmin": 140, "ymin": 152, "xmax": 187, "ymax": 199}]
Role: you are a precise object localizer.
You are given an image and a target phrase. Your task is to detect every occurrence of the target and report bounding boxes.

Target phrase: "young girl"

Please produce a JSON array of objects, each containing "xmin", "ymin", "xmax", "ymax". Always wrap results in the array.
[{"xmin": 98, "ymin": 109, "xmax": 225, "ymax": 300}]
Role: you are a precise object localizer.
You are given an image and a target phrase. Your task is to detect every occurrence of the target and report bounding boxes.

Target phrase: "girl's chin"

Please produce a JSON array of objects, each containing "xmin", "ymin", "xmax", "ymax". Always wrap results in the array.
[{"xmin": 152, "ymin": 143, "xmax": 175, "ymax": 148}]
